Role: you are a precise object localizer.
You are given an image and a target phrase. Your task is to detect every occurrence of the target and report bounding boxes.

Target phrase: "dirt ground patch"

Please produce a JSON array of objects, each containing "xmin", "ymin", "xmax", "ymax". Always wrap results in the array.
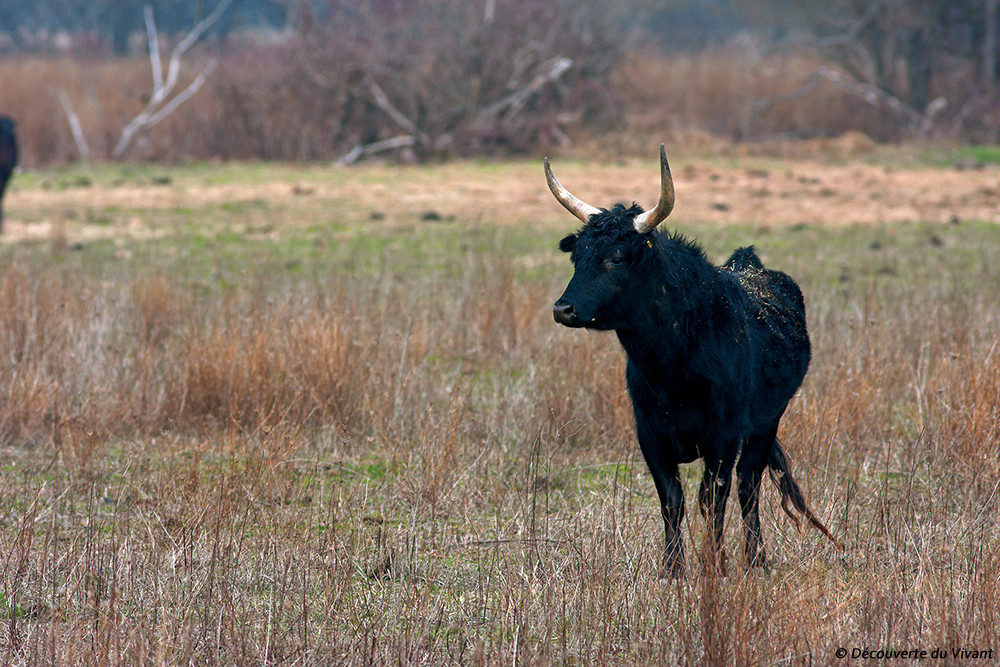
[{"xmin": 3, "ymin": 156, "xmax": 999, "ymax": 244}]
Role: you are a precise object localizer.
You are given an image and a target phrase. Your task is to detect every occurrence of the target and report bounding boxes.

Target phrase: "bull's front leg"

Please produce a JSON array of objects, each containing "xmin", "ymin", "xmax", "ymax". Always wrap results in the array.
[
  {"xmin": 639, "ymin": 446, "xmax": 686, "ymax": 577},
  {"xmin": 657, "ymin": 471, "xmax": 686, "ymax": 577},
  {"xmin": 631, "ymin": 384, "xmax": 687, "ymax": 577}
]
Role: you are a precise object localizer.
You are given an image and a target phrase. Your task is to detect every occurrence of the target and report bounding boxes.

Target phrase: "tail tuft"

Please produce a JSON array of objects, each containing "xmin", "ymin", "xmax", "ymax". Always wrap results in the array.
[{"xmin": 768, "ymin": 439, "xmax": 843, "ymax": 552}]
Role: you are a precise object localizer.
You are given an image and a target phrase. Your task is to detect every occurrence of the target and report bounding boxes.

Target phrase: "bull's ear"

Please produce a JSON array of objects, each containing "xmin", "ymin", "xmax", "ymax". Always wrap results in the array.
[{"xmin": 559, "ymin": 234, "xmax": 577, "ymax": 253}]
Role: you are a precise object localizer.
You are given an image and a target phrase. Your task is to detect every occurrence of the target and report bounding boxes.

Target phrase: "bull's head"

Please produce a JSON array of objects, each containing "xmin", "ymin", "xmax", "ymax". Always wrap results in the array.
[{"xmin": 548, "ymin": 145, "xmax": 676, "ymax": 328}]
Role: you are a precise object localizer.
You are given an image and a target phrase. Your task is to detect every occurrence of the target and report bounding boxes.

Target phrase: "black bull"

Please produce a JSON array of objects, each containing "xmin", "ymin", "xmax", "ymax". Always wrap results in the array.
[
  {"xmin": 0, "ymin": 116, "xmax": 17, "ymax": 231},
  {"xmin": 547, "ymin": 146, "xmax": 840, "ymax": 574}
]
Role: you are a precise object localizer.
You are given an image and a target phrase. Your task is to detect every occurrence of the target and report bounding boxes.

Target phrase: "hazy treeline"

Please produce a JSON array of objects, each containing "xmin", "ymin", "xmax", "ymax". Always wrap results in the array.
[
  {"xmin": 0, "ymin": 0, "xmax": 287, "ymax": 53},
  {"xmin": 1, "ymin": 0, "xmax": 999, "ymax": 164}
]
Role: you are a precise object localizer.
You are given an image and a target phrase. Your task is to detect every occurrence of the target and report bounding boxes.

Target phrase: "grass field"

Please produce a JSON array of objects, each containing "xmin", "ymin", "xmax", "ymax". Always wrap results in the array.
[{"xmin": 1, "ymin": 152, "xmax": 999, "ymax": 664}]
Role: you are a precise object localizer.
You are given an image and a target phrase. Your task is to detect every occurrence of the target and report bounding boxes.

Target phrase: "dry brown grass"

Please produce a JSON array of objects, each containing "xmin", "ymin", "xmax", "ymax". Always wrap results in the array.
[
  {"xmin": 610, "ymin": 48, "xmax": 889, "ymax": 150},
  {"xmin": 1, "ymin": 161, "xmax": 999, "ymax": 664}
]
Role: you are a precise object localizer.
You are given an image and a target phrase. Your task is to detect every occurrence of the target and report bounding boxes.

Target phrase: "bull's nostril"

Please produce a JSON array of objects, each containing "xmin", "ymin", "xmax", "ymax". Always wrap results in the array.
[{"xmin": 553, "ymin": 302, "xmax": 576, "ymax": 324}]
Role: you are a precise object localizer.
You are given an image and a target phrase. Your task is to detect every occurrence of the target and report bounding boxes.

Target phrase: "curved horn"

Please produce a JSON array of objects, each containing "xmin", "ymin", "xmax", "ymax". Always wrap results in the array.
[
  {"xmin": 633, "ymin": 144, "xmax": 675, "ymax": 234},
  {"xmin": 544, "ymin": 157, "xmax": 601, "ymax": 223}
]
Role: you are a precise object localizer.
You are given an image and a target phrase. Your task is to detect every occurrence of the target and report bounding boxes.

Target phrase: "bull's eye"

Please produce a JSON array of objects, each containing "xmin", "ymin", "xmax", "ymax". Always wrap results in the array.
[{"xmin": 606, "ymin": 254, "xmax": 624, "ymax": 268}]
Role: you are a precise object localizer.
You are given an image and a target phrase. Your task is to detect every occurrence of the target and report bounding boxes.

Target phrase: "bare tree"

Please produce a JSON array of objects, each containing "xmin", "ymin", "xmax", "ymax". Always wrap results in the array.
[
  {"xmin": 57, "ymin": 91, "xmax": 91, "ymax": 164},
  {"xmin": 746, "ymin": 0, "xmax": 973, "ymax": 138},
  {"xmin": 282, "ymin": 0, "xmax": 620, "ymax": 163},
  {"xmin": 111, "ymin": 0, "xmax": 232, "ymax": 159}
]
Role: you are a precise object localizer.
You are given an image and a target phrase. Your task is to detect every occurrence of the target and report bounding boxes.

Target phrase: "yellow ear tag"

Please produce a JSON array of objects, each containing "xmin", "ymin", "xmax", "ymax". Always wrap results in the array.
[{"xmin": 646, "ymin": 239, "xmax": 653, "ymax": 248}]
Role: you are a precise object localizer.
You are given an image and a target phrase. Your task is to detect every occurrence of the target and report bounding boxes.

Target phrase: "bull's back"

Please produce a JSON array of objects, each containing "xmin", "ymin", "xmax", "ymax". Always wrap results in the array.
[{"xmin": 725, "ymin": 247, "xmax": 810, "ymax": 419}]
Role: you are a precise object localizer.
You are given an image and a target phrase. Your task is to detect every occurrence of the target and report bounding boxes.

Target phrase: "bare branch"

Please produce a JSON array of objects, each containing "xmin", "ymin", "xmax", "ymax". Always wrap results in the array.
[
  {"xmin": 161, "ymin": 0, "xmax": 233, "ymax": 99},
  {"xmin": 57, "ymin": 90, "xmax": 90, "ymax": 163},
  {"xmin": 745, "ymin": 52, "xmax": 953, "ymax": 140},
  {"xmin": 367, "ymin": 78, "xmax": 430, "ymax": 144},
  {"xmin": 336, "ymin": 144, "xmax": 364, "ymax": 166},
  {"xmin": 144, "ymin": 60, "xmax": 218, "ymax": 129},
  {"xmin": 336, "ymin": 136, "xmax": 416, "ymax": 165},
  {"xmin": 144, "ymin": 5, "xmax": 163, "ymax": 93},
  {"xmin": 111, "ymin": 0, "xmax": 231, "ymax": 159},
  {"xmin": 112, "ymin": 62, "xmax": 218, "ymax": 158},
  {"xmin": 803, "ymin": 2, "xmax": 885, "ymax": 86},
  {"xmin": 749, "ymin": 76, "xmax": 824, "ymax": 120},
  {"xmin": 814, "ymin": 1, "xmax": 885, "ymax": 50},
  {"xmin": 174, "ymin": 0, "xmax": 233, "ymax": 58},
  {"xmin": 757, "ymin": 67, "xmax": 944, "ymax": 138},
  {"xmin": 921, "ymin": 97, "xmax": 948, "ymax": 136},
  {"xmin": 364, "ymin": 55, "xmax": 575, "ymax": 156},
  {"xmin": 813, "ymin": 67, "xmax": 923, "ymax": 127},
  {"xmin": 477, "ymin": 57, "xmax": 572, "ymax": 124}
]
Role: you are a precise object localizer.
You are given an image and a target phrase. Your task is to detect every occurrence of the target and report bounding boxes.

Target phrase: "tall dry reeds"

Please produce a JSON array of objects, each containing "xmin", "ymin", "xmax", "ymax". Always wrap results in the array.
[{"xmin": 1, "ymin": 213, "xmax": 998, "ymax": 662}]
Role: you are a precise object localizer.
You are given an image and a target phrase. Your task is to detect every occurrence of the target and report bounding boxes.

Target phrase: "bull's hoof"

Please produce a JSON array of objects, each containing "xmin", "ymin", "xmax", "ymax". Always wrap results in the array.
[
  {"xmin": 745, "ymin": 550, "xmax": 768, "ymax": 571},
  {"xmin": 659, "ymin": 555, "xmax": 686, "ymax": 579},
  {"xmin": 698, "ymin": 548, "xmax": 727, "ymax": 577}
]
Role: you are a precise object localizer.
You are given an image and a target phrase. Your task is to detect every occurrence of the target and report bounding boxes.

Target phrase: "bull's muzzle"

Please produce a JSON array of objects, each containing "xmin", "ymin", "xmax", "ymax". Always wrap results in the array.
[{"xmin": 553, "ymin": 301, "xmax": 579, "ymax": 326}]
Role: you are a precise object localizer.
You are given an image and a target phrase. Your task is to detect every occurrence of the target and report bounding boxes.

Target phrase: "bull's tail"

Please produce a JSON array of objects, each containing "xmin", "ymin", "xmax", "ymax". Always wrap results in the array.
[{"xmin": 767, "ymin": 439, "xmax": 843, "ymax": 551}]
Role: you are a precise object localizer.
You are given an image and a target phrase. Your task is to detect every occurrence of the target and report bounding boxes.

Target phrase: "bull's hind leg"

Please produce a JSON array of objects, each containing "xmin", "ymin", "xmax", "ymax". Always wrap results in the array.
[
  {"xmin": 737, "ymin": 421, "xmax": 781, "ymax": 569},
  {"xmin": 698, "ymin": 448, "xmax": 737, "ymax": 575}
]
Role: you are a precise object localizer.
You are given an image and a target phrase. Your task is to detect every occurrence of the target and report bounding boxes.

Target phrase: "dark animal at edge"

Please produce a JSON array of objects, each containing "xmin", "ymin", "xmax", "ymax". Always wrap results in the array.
[
  {"xmin": 547, "ymin": 145, "xmax": 841, "ymax": 574},
  {"xmin": 0, "ymin": 116, "xmax": 17, "ymax": 231}
]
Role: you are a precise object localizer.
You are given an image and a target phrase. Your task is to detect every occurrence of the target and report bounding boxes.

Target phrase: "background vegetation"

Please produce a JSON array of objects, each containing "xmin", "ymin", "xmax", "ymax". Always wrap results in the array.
[{"xmin": 2, "ymin": 0, "xmax": 1000, "ymax": 164}]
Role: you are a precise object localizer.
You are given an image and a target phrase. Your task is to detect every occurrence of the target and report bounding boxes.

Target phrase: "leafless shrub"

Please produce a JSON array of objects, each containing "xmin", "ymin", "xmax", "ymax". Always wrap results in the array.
[{"xmin": 209, "ymin": 0, "xmax": 623, "ymax": 161}]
